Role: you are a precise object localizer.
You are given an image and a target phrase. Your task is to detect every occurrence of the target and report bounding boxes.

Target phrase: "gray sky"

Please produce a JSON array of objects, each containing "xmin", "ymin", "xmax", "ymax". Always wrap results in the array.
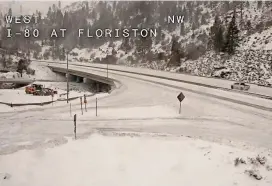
[{"xmin": 0, "ymin": 1, "xmax": 77, "ymax": 15}]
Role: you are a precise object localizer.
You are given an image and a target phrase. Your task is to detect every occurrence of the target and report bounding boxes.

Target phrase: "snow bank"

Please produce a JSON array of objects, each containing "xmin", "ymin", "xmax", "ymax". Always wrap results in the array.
[
  {"xmin": 0, "ymin": 72, "xmax": 21, "ymax": 79},
  {"xmin": 58, "ymin": 105, "xmax": 179, "ymax": 120},
  {"xmin": 27, "ymin": 62, "xmax": 65, "ymax": 81},
  {"xmin": 0, "ymin": 82, "xmax": 92, "ymax": 104},
  {"xmin": 0, "ymin": 133, "xmax": 272, "ymax": 186},
  {"xmin": 0, "ymin": 89, "xmax": 53, "ymax": 104}
]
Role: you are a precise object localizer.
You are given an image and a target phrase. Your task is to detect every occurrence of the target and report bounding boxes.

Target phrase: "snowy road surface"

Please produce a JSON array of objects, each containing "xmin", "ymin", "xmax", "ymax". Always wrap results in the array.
[
  {"xmin": 0, "ymin": 63, "xmax": 272, "ymax": 186},
  {"xmin": 38, "ymin": 60, "xmax": 272, "ymax": 97}
]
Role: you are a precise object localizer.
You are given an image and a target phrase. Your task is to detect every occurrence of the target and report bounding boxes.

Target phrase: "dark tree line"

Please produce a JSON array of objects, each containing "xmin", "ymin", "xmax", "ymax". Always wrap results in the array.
[
  {"xmin": 210, "ymin": 10, "xmax": 240, "ymax": 55},
  {"xmin": 1, "ymin": 1, "xmax": 271, "ymax": 62}
]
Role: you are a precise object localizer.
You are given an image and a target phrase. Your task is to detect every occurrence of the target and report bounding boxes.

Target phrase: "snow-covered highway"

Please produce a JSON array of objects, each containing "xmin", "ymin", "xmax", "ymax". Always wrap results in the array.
[
  {"xmin": 1, "ymin": 62, "xmax": 272, "ymax": 186},
  {"xmin": 1, "ymin": 62, "xmax": 272, "ymax": 150},
  {"xmin": 38, "ymin": 60, "xmax": 272, "ymax": 98}
]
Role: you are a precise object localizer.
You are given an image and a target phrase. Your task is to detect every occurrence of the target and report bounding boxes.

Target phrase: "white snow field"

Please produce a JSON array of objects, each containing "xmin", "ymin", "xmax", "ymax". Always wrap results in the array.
[
  {"xmin": 0, "ymin": 81, "xmax": 94, "ymax": 112},
  {"xmin": 1, "ymin": 133, "xmax": 272, "ymax": 186},
  {"xmin": 0, "ymin": 63, "xmax": 97, "ymax": 112},
  {"xmin": 1, "ymin": 62, "xmax": 272, "ymax": 186}
]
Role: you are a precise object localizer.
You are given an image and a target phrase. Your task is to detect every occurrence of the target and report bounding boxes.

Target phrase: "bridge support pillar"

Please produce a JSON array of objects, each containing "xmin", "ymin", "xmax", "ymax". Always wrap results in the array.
[
  {"xmin": 83, "ymin": 78, "xmax": 92, "ymax": 84},
  {"xmin": 96, "ymin": 82, "xmax": 100, "ymax": 93},
  {"xmin": 76, "ymin": 76, "xmax": 83, "ymax": 83},
  {"xmin": 66, "ymin": 74, "xmax": 75, "ymax": 81}
]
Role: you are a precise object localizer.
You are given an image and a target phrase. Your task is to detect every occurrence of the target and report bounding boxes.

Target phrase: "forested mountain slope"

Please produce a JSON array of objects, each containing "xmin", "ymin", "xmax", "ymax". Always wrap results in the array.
[{"xmin": 1, "ymin": 1, "xmax": 272, "ymax": 85}]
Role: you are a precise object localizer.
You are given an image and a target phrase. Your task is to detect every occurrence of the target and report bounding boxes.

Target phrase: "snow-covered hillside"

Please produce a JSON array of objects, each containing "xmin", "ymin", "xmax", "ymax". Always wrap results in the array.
[{"xmin": 1, "ymin": 1, "xmax": 272, "ymax": 86}]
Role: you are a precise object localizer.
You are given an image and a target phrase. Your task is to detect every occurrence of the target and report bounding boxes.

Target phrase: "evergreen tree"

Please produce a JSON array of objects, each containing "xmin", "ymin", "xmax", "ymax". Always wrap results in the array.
[
  {"xmin": 210, "ymin": 15, "xmax": 224, "ymax": 52},
  {"xmin": 91, "ymin": 9, "xmax": 97, "ymax": 20},
  {"xmin": 8, "ymin": 8, "xmax": 12, "ymax": 16},
  {"xmin": 224, "ymin": 12, "xmax": 240, "ymax": 55},
  {"xmin": 201, "ymin": 15, "xmax": 207, "ymax": 25},
  {"xmin": 180, "ymin": 23, "xmax": 185, "ymax": 35},
  {"xmin": 47, "ymin": 7, "xmax": 52, "ymax": 20},
  {"xmin": 239, "ymin": 2, "xmax": 244, "ymax": 21},
  {"xmin": 58, "ymin": 1, "xmax": 61, "ymax": 9},
  {"xmin": 63, "ymin": 11, "xmax": 69, "ymax": 27},
  {"xmin": 38, "ymin": 11, "xmax": 42, "ymax": 23},
  {"xmin": 192, "ymin": 21, "xmax": 197, "ymax": 31},
  {"xmin": 265, "ymin": 1, "xmax": 271, "ymax": 8},
  {"xmin": 113, "ymin": 1, "xmax": 116, "ymax": 10},
  {"xmin": 56, "ymin": 9, "xmax": 63, "ymax": 25},
  {"xmin": 193, "ymin": 13, "xmax": 200, "ymax": 28},
  {"xmin": 52, "ymin": 4, "xmax": 56, "ymax": 12},
  {"xmin": 246, "ymin": 20, "xmax": 252, "ymax": 35},
  {"xmin": 171, "ymin": 36, "xmax": 179, "ymax": 53},
  {"xmin": 257, "ymin": 1, "xmax": 262, "ymax": 9},
  {"xmin": 222, "ymin": 1, "xmax": 230, "ymax": 13},
  {"xmin": 183, "ymin": 7, "xmax": 188, "ymax": 22},
  {"xmin": 136, "ymin": 30, "xmax": 152, "ymax": 56},
  {"xmin": 86, "ymin": 1, "xmax": 89, "ymax": 11},
  {"xmin": 246, "ymin": 1, "xmax": 250, "ymax": 8}
]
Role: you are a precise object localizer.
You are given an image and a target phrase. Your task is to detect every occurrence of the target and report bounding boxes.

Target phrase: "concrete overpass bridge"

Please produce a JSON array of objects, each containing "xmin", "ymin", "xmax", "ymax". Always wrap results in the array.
[{"xmin": 48, "ymin": 65, "xmax": 116, "ymax": 92}]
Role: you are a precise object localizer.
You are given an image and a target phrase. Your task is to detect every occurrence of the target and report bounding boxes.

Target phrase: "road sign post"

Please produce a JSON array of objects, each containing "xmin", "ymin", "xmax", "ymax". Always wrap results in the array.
[
  {"xmin": 84, "ymin": 94, "xmax": 87, "ymax": 112},
  {"xmin": 80, "ymin": 97, "xmax": 83, "ymax": 115},
  {"xmin": 177, "ymin": 92, "xmax": 185, "ymax": 114},
  {"xmin": 51, "ymin": 93, "xmax": 54, "ymax": 106},
  {"xmin": 74, "ymin": 114, "xmax": 77, "ymax": 140}
]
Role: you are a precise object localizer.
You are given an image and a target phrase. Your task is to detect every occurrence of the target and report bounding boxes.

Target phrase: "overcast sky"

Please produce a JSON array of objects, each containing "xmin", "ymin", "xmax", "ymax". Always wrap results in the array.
[{"xmin": 0, "ymin": 1, "xmax": 77, "ymax": 15}]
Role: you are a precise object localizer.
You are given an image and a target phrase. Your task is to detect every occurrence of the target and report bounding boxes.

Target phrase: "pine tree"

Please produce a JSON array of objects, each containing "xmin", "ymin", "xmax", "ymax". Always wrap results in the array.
[
  {"xmin": 38, "ymin": 11, "xmax": 42, "ymax": 23},
  {"xmin": 224, "ymin": 12, "xmax": 240, "ymax": 55},
  {"xmin": 168, "ymin": 36, "xmax": 182, "ymax": 66},
  {"xmin": 210, "ymin": 15, "xmax": 224, "ymax": 52},
  {"xmin": 52, "ymin": 4, "xmax": 56, "ymax": 12},
  {"xmin": 193, "ymin": 13, "xmax": 200, "ymax": 28},
  {"xmin": 201, "ymin": 15, "xmax": 207, "ymax": 25},
  {"xmin": 192, "ymin": 21, "xmax": 197, "ymax": 31},
  {"xmin": 183, "ymin": 8, "xmax": 188, "ymax": 22},
  {"xmin": 171, "ymin": 36, "xmax": 179, "ymax": 53},
  {"xmin": 56, "ymin": 9, "xmax": 63, "ymax": 26},
  {"xmin": 217, "ymin": 26, "xmax": 224, "ymax": 50},
  {"xmin": 86, "ymin": 1, "xmax": 89, "ymax": 11},
  {"xmin": 8, "ymin": 8, "xmax": 12, "ymax": 16},
  {"xmin": 113, "ymin": 1, "xmax": 116, "ymax": 10},
  {"xmin": 58, "ymin": 1, "xmax": 61, "ymax": 9},
  {"xmin": 47, "ymin": 7, "xmax": 52, "ymax": 20},
  {"xmin": 257, "ymin": 1, "xmax": 262, "ymax": 9},
  {"xmin": 239, "ymin": 2, "xmax": 244, "ymax": 22},
  {"xmin": 246, "ymin": 20, "xmax": 252, "ymax": 35},
  {"xmin": 180, "ymin": 23, "xmax": 185, "ymax": 35},
  {"xmin": 63, "ymin": 11, "xmax": 69, "ymax": 27},
  {"xmin": 222, "ymin": 1, "xmax": 230, "ymax": 13},
  {"xmin": 136, "ymin": 30, "xmax": 152, "ymax": 56},
  {"xmin": 246, "ymin": 1, "xmax": 250, "ymax": 8}
]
